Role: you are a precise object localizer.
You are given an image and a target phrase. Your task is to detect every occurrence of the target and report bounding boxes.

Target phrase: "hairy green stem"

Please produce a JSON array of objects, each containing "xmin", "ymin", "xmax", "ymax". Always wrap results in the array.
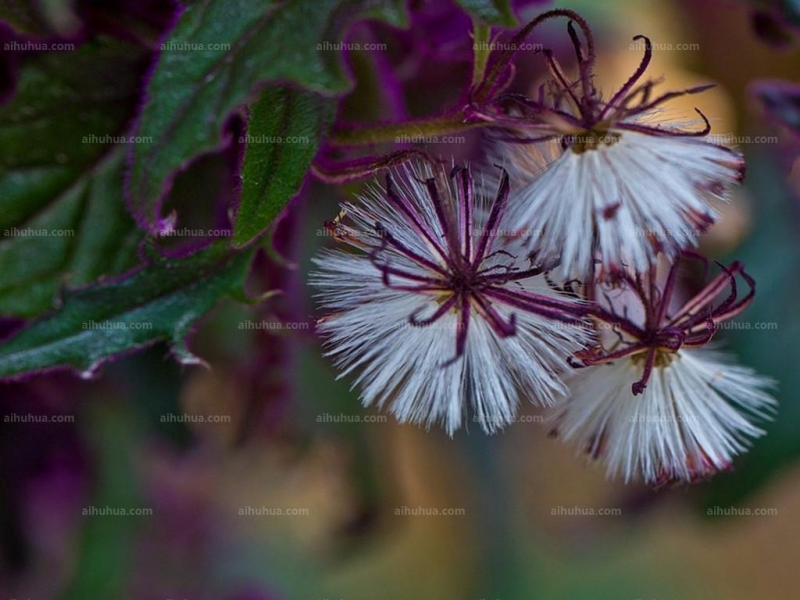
[{"xmin": 328, "ymin": 115, "xmax": 485, "ymax": 147}]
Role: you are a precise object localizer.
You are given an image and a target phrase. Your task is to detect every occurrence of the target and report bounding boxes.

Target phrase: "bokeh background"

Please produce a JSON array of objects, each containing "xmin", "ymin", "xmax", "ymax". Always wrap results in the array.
[{"xmin": 2, "ymin": 0, "xmax": 800, "ymax": 598}]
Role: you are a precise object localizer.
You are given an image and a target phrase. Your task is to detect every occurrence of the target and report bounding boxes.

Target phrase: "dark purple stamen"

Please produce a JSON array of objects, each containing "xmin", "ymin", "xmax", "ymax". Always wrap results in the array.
[
  {"xmin": 600, "ymin": 35, "xmax": 653, "ymax": 121},
  {"xmin": 580, "ymin": 256, "xmax": 756, "ymax": 394},
  {"xmin": 470, "ymin": 10, "xmax": 719, "ymax": 145},
  {"xmin": 365, "ymin": 164, "xmax": 588, "ymax": 366},
  {"xmin": 472, "ymin": 9, "xmax": 597, "ymax": 105}
]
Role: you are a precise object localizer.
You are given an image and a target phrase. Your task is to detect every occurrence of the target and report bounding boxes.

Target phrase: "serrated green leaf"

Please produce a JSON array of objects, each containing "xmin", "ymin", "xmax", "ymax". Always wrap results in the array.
[
  {"xmin": 0, "ymin": 39, "xmax": 147, "ymax": 317},
  {"xmin": 456, "ymin": 0, "xmax": 516, "ymax": 26},
  {"xmin": 0, "ymin": 38, "xmax": 145, "ymax": 230},
  {"xmin": 0, "ymin": 150, "xmax": 140, "ymax": 317},
  {"xmin": 233, "ymin": 87, "xmax": 335, "ymax": 248},
  {"xmin": 127, "ymin": 0, "xmax": 407, "ymax": 233},
  {"xmin": 0, "ymin": 243, "xmax": 253, "ymax": 380}
]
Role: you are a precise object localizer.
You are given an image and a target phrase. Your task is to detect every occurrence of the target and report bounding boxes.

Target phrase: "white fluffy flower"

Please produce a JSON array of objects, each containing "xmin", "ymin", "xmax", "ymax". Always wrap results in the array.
[
  {"xmin": 498, "ymin": 126, "xmax": 744, "ymax": 279},
  {"xmin": 311, "ymin": 162, "xmax": 589, "ymax": 435},
  {"xmin": 549, "ymin": 348, "xmax": 776, "ymax": 484},
  {"xmin": 547, "ymin": 258, "xmax": 776, "ymax": 484},
  {"xmin": 473, "ymin": 21, "xmax": 744, "ymax": 279}
]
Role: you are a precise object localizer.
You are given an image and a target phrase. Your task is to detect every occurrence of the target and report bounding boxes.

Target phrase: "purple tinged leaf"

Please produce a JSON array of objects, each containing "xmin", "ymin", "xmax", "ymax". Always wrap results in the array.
[
  {"xmin": 0, "ymin": 242, "xmax": 254, "ymax": 381},
  {"xmin": 233, "ymin": 87, "xmax": 335, "ymax": 248},
  {"xmin": 127, "ymin": 0, "xmax": 408, "ymax": 236},
  {"xmin": 0, "ymin": 39, "xmax": 149, "ymax": 317}
]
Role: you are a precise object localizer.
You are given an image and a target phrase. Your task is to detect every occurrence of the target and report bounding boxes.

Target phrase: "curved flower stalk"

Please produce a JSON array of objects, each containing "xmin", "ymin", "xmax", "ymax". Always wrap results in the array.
[
  {"xmin": 471, "ymin": 9, "xmax": 744, "ymax": 279},
  {"xmin": 310, "ymin": 160, "xmax": 591, "ymax": 435},
  {"xmin": 549, "ymin": 258, "xmax": 777, "ymax": 485}
]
